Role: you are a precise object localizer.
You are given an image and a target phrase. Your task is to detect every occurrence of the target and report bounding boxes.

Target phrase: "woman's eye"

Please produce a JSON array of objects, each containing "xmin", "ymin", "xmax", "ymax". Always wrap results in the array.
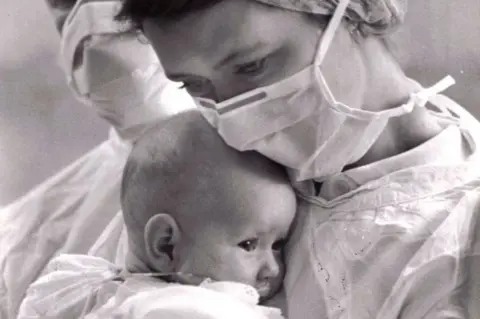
[
  {"xmin": 234, "ymin": 57, "xmax": 268, "ymax": 77},
  {"xmin": 272, "ymin": 239, "xmax": 286, "ymax": 251},
  {"xmin": 238, "ymin": 238, "xmax": 259, "ymax": 252},
  {"xmin": 178, "ymin": 79, "xmax": 210, "ymax": 97}
]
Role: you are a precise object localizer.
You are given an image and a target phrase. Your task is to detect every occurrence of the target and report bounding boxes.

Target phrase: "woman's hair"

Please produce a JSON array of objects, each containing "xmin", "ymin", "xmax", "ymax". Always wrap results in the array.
[
  {"xmin": 115, "ymin": 0, "xmax": 224, "ymax": 29},
  {"xmin": 116, "ymin": 0, "xmax": 406, "ymax": 36},
  {"xmin": 46, "ymin": 0, "xmax": 77, "ymax": 10}
]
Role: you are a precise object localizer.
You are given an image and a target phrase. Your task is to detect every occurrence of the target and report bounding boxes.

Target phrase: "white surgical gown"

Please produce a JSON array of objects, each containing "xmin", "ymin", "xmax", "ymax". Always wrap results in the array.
[{"xmin": 285, "ymin": 95, "xmax": 480, "ymax": 319}]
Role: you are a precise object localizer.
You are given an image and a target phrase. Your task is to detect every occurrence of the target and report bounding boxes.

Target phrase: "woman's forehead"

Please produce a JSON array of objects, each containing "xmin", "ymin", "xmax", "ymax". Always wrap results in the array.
[{"xmin": 143, "ymin": 0, "xmax": 300, "ymax": 77}]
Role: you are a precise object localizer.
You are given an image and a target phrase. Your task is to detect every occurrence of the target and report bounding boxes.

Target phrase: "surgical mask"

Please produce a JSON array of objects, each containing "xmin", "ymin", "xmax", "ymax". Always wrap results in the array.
[{"xmin": 195, "ymin": 0, "xmax": 455, "ymax": 182}]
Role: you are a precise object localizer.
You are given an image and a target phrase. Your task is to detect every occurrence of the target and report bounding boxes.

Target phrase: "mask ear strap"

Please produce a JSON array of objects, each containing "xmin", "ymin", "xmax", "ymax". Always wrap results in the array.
[{"xmin": 315, "ymin": 0, "xmax": 350, "ymax": 65}]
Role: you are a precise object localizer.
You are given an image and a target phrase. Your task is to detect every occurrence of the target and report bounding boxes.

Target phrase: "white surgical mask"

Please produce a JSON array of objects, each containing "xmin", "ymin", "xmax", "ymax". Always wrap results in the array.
[
  {"xmin": 194, "ymin": 0, "xmax": 455, "ymax": 182},
  {"xmin": 60, "ymin": 0, "xmax": 195, "ymax": 140}
]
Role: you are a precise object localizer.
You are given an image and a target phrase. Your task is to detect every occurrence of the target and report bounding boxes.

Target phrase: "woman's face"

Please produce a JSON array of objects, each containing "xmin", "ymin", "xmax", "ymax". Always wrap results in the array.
[{"xmin": 142, "ymin": 0, "xmax": 366, "ymax": 106}]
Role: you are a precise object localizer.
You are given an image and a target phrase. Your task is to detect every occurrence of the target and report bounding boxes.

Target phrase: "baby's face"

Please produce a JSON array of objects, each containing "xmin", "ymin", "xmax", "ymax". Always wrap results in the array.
[{"xmin": 174, "ymin": 167, "xmax": 297, "ymax": 301}]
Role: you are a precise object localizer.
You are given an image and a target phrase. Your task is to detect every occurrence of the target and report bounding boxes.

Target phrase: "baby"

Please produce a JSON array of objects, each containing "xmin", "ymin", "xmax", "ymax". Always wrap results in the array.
[
  {"xmin": 17, "ymin": 109, "xmax": 295, "ymax": 318},
  {"xmin": 121, "ymin": 109, "xmax": 297, "ymax": 302}
]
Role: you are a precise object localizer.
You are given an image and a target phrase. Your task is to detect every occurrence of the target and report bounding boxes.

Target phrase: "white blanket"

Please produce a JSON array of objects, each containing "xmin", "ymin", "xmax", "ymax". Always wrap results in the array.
[{"xmin": 17, "ymin": 254, "xmax": 284, "ymax": 319}]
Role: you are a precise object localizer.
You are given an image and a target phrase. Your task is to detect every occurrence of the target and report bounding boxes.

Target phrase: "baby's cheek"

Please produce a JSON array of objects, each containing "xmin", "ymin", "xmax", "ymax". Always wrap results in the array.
[
  {"xmin": 179, "ymin": 246, "xmax": 219, "ymax": 275},
  {"xmin": 215, "ymin": 254, "xmax": 256, "ymax": 285},
  {"xmin": 213, "ymin": 256, "xmax": 244, "ymax": 281},
  {"xmin": 274, "ymin": 250, "xmax": 286, "ymax": 273}
]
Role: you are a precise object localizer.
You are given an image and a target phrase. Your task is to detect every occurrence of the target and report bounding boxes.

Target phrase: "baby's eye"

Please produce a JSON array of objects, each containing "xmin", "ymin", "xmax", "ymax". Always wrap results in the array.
[
  {"xmin": 272, "ymin": 239, "xmax": 286, "ymax": 251},
  {"xmin": 238, "ymin": 238, "xmax": 259, "ymax": 252},
  {"xmin": 234, "ymin": 57, "xmax": 269, "ymax": 77}
]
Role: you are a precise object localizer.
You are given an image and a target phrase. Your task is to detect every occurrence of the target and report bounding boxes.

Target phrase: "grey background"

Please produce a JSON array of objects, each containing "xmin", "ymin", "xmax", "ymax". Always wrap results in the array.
[{"xmin": 0, "ymin": 0, "xmax": 479, "ymax": 205}]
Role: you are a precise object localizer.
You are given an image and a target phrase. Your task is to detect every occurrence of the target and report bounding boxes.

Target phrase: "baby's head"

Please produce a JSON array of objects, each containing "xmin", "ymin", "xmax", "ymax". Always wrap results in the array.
[{"xmin": 121, "ymin": 110, "xmax": 296, "ymax": 300}]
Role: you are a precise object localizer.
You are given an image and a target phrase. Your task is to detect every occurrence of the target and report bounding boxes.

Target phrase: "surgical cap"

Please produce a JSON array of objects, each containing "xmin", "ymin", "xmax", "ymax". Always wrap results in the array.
[{"xmin": 254, "ymin": 0, "xmax": 407, "ymax": 36}]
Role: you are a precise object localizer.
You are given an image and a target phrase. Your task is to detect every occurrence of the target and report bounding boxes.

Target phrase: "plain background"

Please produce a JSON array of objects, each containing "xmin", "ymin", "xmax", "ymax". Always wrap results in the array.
[{"xmin": 0, "ymin": 0, "xmax": 479, "ymax": 205}]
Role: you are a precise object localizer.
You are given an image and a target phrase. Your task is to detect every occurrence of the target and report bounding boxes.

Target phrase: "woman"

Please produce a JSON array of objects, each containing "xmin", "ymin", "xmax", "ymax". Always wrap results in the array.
[{"xmin": 115, "ymin": 1, "xmax": 480, "ymax": 318}]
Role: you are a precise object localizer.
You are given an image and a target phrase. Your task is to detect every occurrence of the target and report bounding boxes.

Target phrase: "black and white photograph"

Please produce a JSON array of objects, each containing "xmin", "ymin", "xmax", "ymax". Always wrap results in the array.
[{"xmin": 1, "ymin": 0, "xmax": 480, "ymax": 318}]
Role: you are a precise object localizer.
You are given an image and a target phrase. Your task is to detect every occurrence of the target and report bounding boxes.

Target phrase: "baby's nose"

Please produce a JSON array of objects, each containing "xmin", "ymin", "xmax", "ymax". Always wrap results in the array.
[{"xmin": 259, "ymin": 253, "xmax": 281, "ymax": 280}]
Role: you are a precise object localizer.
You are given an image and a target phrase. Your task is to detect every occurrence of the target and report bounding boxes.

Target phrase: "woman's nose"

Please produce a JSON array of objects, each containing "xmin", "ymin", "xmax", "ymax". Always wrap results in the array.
[{"xmin": 211, "ymin": 77, "xmax": 252, "ymax": 103}]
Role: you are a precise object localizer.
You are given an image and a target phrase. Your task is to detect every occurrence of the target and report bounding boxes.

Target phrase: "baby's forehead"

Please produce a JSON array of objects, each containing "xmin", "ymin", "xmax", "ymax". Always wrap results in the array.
[
  {"xmin": 184, "ymin": 172, "xmax": 293, "ymax": 235},
  {"xmin": 187, "ymin": 198, "xmax": 289, "ymax": 240}
]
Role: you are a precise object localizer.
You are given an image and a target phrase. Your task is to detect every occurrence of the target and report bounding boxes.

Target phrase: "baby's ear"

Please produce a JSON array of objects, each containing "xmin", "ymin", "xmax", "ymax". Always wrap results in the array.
[{"xmin": 144, "ymin": 214, "xmax": 180, "ymax": 271}]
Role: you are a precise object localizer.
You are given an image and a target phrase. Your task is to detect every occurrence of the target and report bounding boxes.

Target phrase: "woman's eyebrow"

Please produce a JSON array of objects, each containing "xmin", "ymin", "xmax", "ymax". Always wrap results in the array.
[
  {"xmin": 164, "ymin": 72, "xmax": 191, "ymax": 81},
  {"xmin": 213, "ymin": 41, "xmax": 268, "ymax": 70}
]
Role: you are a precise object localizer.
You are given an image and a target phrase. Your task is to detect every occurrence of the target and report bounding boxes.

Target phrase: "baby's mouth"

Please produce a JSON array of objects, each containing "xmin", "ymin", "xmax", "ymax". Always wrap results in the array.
[{"xmin": 255, "ymin": 282, "xmax": 272, "ymax": 298}]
